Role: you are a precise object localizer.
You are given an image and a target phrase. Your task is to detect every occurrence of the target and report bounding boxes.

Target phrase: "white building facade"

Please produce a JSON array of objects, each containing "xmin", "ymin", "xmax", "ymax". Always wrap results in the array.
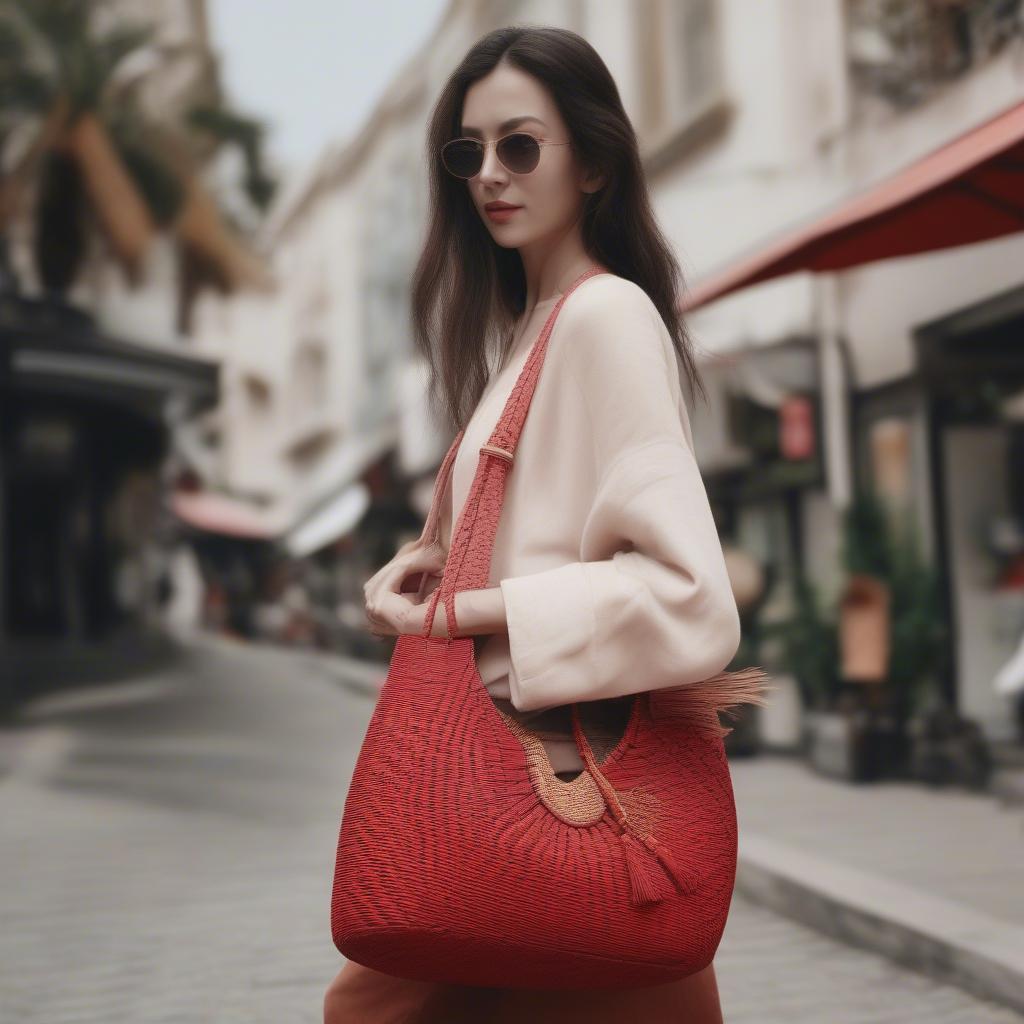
[{"xmin": 198, "ymin": 0, "xmax": 1024, "ymax": 741}]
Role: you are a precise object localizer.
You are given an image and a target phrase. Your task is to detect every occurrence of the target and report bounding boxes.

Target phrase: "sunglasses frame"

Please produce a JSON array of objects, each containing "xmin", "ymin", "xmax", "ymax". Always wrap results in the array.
[{"xmin": 440, "ymin": 130, "xmax": 571, "ymax": 179}]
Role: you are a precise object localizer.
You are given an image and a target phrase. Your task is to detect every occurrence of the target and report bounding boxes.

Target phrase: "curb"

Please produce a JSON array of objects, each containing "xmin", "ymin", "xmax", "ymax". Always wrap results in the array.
[{"xmin": 735, "ymin": 832, "xmax": 1024, "ymax": 1016}]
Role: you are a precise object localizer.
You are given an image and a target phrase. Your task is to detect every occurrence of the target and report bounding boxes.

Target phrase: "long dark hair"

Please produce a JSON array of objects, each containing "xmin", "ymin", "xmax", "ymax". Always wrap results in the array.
[{"xmin": 410, "ymin": 24, "xmax": 706, "ymax": 432}]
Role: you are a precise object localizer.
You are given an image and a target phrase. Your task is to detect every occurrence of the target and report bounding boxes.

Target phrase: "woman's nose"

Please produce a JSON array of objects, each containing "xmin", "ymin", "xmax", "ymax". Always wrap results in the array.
[{"xmin": 478, "ymin": 143, "xmax": 506, "ymax": 185}]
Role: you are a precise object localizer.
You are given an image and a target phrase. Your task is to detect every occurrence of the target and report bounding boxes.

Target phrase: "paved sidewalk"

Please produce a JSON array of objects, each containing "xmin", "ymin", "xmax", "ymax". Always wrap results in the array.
[
  {"xmin": 291, "ymin": 640, "xmax": 1024, "ymax": 1014},
  {"xmin": 2, "ymin": 633, "xmax": 1021, "ymax": 1022},
  {"xmin": 730, "ymin": 753, "xmax": 1024, "ymax": 1015},
  {"xmin": 1, "ymin": 634, "xmax": 361, "ymax": 1023}
]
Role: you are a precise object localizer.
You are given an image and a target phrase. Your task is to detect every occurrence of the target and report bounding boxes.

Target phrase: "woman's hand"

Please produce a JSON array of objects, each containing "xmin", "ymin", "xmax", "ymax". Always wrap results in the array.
[
  {"xmin": 365, "ymin": 590, "xmax": 450, "ymax": 639},
  {"xmin": 363, "ymin": 539, "xmax": 447, "ymax": 639}
]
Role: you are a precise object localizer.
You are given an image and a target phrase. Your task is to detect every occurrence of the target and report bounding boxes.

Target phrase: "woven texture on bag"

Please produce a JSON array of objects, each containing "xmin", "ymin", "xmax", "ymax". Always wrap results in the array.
[
  {"xmin": 331, "ymin": 636, "xmax": 739, "ymax": 989},
  {"xmin": 330, "ymin": 266, "xmax": 772, "ymax": 990}
]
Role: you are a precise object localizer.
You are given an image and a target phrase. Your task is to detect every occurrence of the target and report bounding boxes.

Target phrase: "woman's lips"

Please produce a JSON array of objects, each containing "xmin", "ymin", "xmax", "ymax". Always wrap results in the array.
[{"xmin": 486, "ymin": 205, "xmax": 522, "ymax": 222}]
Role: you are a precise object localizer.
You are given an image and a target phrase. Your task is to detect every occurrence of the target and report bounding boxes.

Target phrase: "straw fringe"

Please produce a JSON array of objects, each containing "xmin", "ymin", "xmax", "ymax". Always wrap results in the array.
[{"xmin": 648, "ymin": 666, "xmax": 777, "ymax": 740}]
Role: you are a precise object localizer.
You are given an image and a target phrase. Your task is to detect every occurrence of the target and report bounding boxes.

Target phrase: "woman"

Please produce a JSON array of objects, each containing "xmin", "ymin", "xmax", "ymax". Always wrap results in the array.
[{"xmin": 325, "ymin": 24, "xmax": 747, "ymax": 1023}]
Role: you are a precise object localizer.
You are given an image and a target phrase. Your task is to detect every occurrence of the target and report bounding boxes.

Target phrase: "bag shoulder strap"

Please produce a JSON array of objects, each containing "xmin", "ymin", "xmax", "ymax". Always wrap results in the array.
[{"xmin": 422, "ymin": 265, "xmax": 610, "ymax": 639}]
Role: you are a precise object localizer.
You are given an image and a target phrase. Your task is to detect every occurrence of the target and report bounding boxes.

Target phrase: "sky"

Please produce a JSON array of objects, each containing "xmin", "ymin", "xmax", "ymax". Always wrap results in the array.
[{"xmin": 207, "ymin": 0, "xmax": 450, "ymax": 177}]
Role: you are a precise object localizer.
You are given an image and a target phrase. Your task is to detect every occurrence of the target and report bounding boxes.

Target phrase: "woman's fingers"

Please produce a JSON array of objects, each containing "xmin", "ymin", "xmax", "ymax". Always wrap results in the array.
[
  {"xmin": 363, "ymin": 542, "xmax": 447, "ymax": 638},
  {"xmin": 365, "ymin": 559, "xmax": 408, "ymax": 612},
  {"xmin": 371, "ymin": 549, "xmax": 446, "ymax": 604},
  {"xmin": 403, "ymin": 547, "xmax": 446, "ymax": 580},
  {"xmin": 365, "ymin": 590, "xmax": 419, "ymax": 638}
]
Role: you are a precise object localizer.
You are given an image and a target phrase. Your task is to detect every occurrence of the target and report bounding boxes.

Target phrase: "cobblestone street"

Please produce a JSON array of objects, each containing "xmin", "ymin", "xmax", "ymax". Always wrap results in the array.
[{"xmin": 2, "ymin": 634, "xmax": 1020, "ymax": 1023}]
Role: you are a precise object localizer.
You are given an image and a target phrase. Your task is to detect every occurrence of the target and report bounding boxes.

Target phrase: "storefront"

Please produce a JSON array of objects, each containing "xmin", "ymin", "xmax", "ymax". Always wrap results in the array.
[
  {"xmin": 682, "ymin": 98, "xmax": 1024, "ymax": 748},
  {"xmin": 695, "ymin": 337, "xmax": 823, "ymax": 600},
  {"xmin": 0, "ymin": 292, "xmax": 218, "ymax": 702},
  {"xmin": 848, "ymin": 281, "xmax": 1024, "ymax": 742},
  {"xmin": 919, "ymin": 283, "xmax": 1024, "ymax": 739}
]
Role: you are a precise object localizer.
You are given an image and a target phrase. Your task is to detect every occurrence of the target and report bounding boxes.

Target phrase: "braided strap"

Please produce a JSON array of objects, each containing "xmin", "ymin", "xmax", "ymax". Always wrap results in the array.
[{"xmin": 421, "ymin": 266, "xmax": 610, "ymax": 640}]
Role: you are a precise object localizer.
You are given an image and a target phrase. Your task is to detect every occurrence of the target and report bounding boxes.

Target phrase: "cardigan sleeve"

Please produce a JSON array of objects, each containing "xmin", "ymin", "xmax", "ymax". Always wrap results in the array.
[{"xmin": 498, "ymin": 279, "xmax": 741, "ymax": 713}]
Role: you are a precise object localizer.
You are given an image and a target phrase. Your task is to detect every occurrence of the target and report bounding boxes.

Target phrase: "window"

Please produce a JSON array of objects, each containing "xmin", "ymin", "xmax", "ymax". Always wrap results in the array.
[
  {"xmin": 670, "ymin": 0, "xmax": 723, "ymax": 114},
  {"xmin": 639, "ymin": 0, "xmax": 726, "ymax": 155}
]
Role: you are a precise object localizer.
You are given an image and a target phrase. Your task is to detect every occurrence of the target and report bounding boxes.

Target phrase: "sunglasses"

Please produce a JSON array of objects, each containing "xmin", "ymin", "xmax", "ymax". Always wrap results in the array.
[{"xmin": 440, "ymin": 131, "xmax": 571, "ymax": 179}]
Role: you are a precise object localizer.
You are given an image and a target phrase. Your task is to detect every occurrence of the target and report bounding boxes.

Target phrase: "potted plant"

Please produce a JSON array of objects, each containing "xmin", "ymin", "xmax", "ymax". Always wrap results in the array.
[
  {"xmin": 764, "ymin": 575, "xmax": 886, "ymax": 781},
  {"xmin": 772, "ymin": 574, "xmax": 842, "ymax": 717},
  {"xmin": 759, "ymin": 571, "xmax": 888, "ymax": 779},
  {"xmin": 844, "ymin": 490, "xmax": 952, "ymax": 776},
  {"xmin": 762, "ymin": 485, "xmax": 949, "ymax": 782}
]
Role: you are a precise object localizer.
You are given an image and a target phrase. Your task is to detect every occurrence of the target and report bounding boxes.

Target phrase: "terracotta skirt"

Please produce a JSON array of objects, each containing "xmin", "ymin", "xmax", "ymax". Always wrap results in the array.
[{"xmin": 323, "ymin": 959, "xmax": 725, "ymax": 1023}]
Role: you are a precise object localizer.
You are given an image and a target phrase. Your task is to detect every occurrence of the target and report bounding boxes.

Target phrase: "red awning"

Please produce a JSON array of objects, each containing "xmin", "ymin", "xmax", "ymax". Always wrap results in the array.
[
  {"xmin": 170, "ymin": 489, "xmax": 282, "ymax": 540},
  {"xmin": 681, "ymin": 98, "xmax": 1024, "ymax": 312}
]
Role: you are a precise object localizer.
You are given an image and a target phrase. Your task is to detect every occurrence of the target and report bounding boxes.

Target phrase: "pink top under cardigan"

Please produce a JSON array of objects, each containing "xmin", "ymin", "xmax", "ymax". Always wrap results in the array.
[{"xmin": 429, "ymin": 272, "xmax": 741, "ymax": 775}]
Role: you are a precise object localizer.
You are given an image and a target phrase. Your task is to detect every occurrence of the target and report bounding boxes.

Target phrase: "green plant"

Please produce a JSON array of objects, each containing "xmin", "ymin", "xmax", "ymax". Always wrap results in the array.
[
  {"xmin": 841, "ymin": 484, "xmax": 891, "ymax": 577},
  {"xmin": 884, "ymin": 506, "xmax": 947, "ymax": 718},
  {"xmin": 761, "ymin": 574, "xmax": 842, "ymax": 711},
  {"xmin": 840, "ymin": 488, "xmax": 947, "ymax": 718},
  {"xmin": 187, "ymin": 104, "xmax": 278, "ymax": 213},
  {"xmin": 0, "ymin": 0, "xmax": 175, "ymax": 286}
]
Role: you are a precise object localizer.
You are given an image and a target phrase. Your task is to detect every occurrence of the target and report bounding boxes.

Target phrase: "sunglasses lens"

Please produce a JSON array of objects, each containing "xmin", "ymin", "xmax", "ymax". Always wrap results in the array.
[
  {"xmin": 497, "ymin": 133, "xmax": 540, "ymax": 173},
  {"xmin": 441, "ymin": 139, "xmax": 482, "ymax": 178}
]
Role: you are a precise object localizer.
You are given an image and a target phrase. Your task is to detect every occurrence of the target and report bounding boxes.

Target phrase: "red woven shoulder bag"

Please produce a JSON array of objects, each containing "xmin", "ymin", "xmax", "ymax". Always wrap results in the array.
[{"xmin": 330, "ymin": 266, "xmax": 772, "ymax": 990}]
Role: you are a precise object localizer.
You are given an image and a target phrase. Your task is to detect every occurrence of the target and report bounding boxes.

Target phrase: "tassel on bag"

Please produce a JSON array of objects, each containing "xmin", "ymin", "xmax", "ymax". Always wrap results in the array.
[
  {"xmin": 619, "ymin": 832, "xmax": 677, "ymax": 904},
  {"xmin": 571, "ymin": 704, "xmax": 700, "ymax": 906},
  {"xmin": 571, "ymin": 663, "xmax": 776, "ymax": 907}
]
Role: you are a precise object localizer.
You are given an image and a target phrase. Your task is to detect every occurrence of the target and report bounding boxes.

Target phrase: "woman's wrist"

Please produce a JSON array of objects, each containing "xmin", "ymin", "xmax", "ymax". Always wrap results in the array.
[{"xmin": 451, "ymin": 586, "xmax": 507, "ymax": 636}]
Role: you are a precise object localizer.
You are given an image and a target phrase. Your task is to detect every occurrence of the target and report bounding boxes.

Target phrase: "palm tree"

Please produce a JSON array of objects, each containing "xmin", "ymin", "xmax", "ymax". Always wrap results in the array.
[
  {"xmin": 0, "ymin": 0, "xmax": 273, "ymax": 298},
  {"xmin": 187, "ymin": 104, "xmax": 278, "ymax": 215}
]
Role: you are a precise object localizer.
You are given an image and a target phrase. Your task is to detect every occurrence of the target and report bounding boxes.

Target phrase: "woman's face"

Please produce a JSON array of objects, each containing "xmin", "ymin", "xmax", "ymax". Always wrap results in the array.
[{"xmin": 457, "ymin": 63, "xmax": 600, "ymax": 250}]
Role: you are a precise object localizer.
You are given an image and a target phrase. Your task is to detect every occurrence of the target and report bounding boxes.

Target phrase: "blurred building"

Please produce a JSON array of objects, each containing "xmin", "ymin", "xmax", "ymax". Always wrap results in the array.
[
  {"xmin": 193, "ymin": 0, "xmax": 1024, "ymax": 756},
  {"xmin": 0, "ymin": 0, "xmax": 269, "ymax": 702},
  {"xmin": 642, "ymin": 0, "xmax": 1024, "ymax": 755},
  {"xmin": 191, "ymin": 56, "xmax": 443, "ymax": 656}
]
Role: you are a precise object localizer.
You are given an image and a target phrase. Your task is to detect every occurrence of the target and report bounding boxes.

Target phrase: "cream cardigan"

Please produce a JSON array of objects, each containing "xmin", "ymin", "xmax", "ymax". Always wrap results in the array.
[{"xmin": 431, "ymin": 272, "xmax": 741, "ymax": 775}]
